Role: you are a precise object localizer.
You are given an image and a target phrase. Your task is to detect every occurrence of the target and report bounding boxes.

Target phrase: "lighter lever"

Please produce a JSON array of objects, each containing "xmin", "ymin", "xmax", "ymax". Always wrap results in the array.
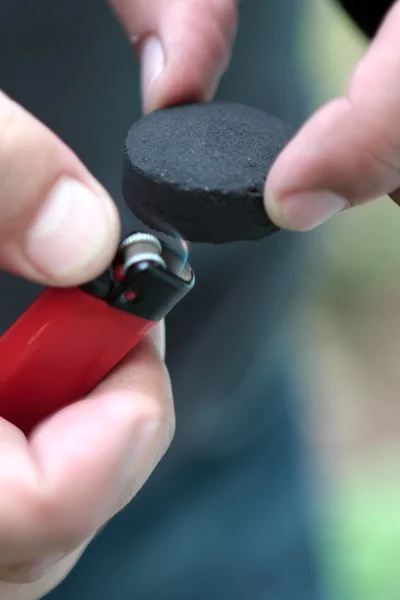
[{"xmin": 0, "ymin": 232, "xmax": 194, "ymax": 435}]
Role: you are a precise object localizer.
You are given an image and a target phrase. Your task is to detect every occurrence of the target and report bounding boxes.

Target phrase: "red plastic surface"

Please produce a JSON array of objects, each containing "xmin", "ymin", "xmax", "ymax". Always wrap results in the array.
[{"xmin": 0, "ymin": 288, "xmax": 154, "ymax": 434}]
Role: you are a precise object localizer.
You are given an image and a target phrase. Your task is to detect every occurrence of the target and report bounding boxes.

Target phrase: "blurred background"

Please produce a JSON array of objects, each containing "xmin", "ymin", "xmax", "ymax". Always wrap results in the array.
[{"xmin": 299, "ymin": 1, "xmax": 400, "ymax": 598}]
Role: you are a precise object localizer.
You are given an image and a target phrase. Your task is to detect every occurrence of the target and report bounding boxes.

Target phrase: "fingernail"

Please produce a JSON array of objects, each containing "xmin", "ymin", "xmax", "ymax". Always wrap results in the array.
[
  {"xmin": 266, "ymin": 190, "xmax": 349, "ymax": 231},
  {"xmin": 25, "ymin": 176, "xmax": 116, "ymax": 281},
  {"xmin": 141, "ymin": 36, "xmax": 165, "ymax": 104}
]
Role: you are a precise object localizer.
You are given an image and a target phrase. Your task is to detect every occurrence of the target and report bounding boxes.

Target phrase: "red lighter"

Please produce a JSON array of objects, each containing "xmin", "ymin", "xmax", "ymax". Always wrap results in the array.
[{"xmin": 0, "ymin": 232, "xmax": 194, "ymax": 435}]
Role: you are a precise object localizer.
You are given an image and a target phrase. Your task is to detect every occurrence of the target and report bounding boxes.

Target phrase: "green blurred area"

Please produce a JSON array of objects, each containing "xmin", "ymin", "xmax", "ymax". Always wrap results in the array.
[
  {"xmin": 303, "ymin": 0, "xmax": 400, "ymax": 302},
  {"xmin": 300, "ymin": 2, "xmax": 400, "ymax": 599}
]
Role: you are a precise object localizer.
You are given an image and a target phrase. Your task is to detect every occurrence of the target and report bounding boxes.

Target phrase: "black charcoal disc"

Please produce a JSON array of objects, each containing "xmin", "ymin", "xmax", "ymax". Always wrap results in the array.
[{"xmin": 123, "ymin": 101, "xmax": 294, "ymax": 244}]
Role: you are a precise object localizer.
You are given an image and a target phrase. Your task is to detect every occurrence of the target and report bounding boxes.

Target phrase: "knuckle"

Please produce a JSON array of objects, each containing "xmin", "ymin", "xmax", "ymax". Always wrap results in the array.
[
  {"xmin": 137, "ymin": 376, "xmax": 175, "ymax": 452},
  {"xmin": 144, "ymin": 392, "xmax": 175, "ymax": 449}
]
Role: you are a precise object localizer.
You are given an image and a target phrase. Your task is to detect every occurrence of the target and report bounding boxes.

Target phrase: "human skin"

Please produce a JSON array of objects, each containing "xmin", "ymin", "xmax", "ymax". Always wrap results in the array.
[
  {"xmin": 0, "ymin": 1, "xmax": 236, "ymax": 598},
  {"xmin": 1, "ymin": 0, "xmax": 399, "ymax": 597},
  {"xmin": 265, "ymin": 1, "xmax": 400, "ymax": 231}
]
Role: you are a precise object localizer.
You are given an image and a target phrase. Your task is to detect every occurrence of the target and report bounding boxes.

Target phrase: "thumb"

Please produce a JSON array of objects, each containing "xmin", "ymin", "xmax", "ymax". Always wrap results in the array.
[
  {"xmin": 265, "ymin": 1, "xmax": 400, "ymax": 231},
  {"xmin": 0, "ymin": 92, "xmax": 120, "ymax": 286},
  {"xmin": 110, "ymin": 0, "xmax": 237, "ymax": 113}
]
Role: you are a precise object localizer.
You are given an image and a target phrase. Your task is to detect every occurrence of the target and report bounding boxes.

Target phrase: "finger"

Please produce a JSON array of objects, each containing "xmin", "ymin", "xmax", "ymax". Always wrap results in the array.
[
  {"xmin": 109, "ymin": 0, "xmax": 238, "ymax": 113},
  {"xmin": 0, "ymin": 91, "xmax": 120, "ymax": 285},
  {"xmin": 0, "ymin": 325, "xmax": 173, "ymax": 568},
  {"xmin": 265, "ymin": 1, "xmax": 400, "ymax": 231},
  {"xmin": 0, "ymin": 542, "xmax": 86, "ymax": 587}
]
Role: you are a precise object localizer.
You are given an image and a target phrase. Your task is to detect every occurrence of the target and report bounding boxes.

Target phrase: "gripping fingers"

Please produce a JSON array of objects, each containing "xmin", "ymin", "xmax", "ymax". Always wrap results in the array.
[
  {"xmin": 0, "ymin": 91, "xmax": 120, "ymax": 285},
  {"xmin": 0, "ymin": 326, "xmax": 173, "ymax": 584}
]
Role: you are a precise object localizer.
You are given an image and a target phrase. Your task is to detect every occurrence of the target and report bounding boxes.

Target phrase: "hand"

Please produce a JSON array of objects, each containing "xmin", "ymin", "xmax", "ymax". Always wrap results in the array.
[
  {"xmin": 264, "ymin": 2, "xmax": 400, "ymax": 231},
  {"xmin": 0, "ymin": 86, "xmax": 172, "ymax": 597},
  {"xmin": 0, "ymin": 323, "xmax": 172, "ymax": 600},
  {"xmin": 0, "ymin": 1, "xmax": 237, "ymax": 598},
  {"xmin": 0, "ymin": 87, "xmax": 173, "ymax": 598}
]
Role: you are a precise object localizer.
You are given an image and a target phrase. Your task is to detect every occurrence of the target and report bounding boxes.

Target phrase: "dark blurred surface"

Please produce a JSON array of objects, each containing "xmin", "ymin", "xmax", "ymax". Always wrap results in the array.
[
  {"xmin": 338, "ymin": 0, "xmax": 390, "ymax": 37},
  {"xmin": 0, "ymin": 1, "xmax": 325, "ymax": 598}
]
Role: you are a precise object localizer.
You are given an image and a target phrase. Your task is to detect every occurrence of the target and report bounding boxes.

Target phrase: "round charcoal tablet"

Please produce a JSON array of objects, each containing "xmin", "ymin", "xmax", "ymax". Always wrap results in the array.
[{"xmin": 123, "ymin": 102, "xmax": 293, "ymax": 244}]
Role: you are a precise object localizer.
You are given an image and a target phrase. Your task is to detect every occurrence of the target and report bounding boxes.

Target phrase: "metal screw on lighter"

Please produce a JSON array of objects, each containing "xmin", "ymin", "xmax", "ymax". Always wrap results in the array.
[{"xmin": 120, "ymin": 232, "xmax": 167, "ymax": 273}]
